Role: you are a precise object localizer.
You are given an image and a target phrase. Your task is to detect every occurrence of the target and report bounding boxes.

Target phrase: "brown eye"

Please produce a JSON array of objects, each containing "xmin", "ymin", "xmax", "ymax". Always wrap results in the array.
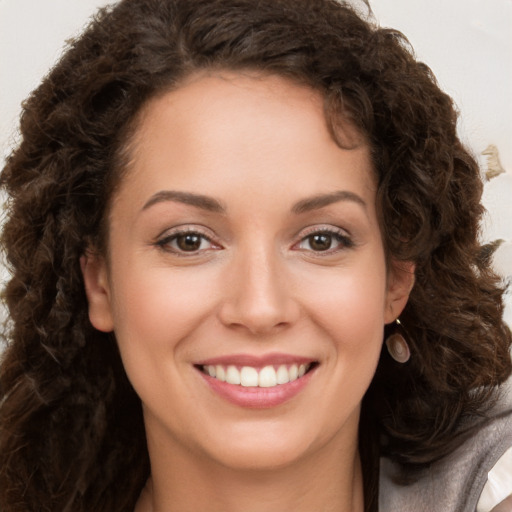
[
  {"xmin": 308, "ymin": 233, "xmax": 333, "ymax": 251},
  {"xmin": 176, "ymin": 233, "xmax": 203, "ymax": 251},
  {"xmin": 157, "ymin": 230, "xmax": 216, "ymax": 254},
  {"xmin": 296, "ymin": 229, "xmax": 353, "ymax": 253}
]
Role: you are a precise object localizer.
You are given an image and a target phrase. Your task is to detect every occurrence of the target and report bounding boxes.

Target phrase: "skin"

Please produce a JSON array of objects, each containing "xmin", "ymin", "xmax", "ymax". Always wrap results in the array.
[{"xmin": 82, "ymin": 72, "xmax": 414, "ymax": 512}]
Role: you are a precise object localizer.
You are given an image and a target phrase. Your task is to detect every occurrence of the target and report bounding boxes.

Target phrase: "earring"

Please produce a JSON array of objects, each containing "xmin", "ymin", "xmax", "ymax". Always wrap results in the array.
[{"xmin": 385, "ymin": 319, "xmax": 410, "ymax": 363}]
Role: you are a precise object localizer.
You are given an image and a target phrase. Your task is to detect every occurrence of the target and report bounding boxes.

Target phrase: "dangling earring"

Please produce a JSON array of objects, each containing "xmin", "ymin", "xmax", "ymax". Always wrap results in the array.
[{"xmin": 385, "ymin": 318, "xmax": 411, "ymax": 363}]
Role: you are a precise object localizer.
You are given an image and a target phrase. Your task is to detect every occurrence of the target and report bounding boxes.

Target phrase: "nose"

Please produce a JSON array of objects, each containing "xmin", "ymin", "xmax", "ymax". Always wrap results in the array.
[{"xmin": 218, "ymin": 244, "xmax": 300, "ymax": 336}]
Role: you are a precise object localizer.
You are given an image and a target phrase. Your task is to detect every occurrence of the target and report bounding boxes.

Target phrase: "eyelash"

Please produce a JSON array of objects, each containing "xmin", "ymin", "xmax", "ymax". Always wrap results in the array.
[
  {"xmin": 294, "ymin": 226, "xmax": 354, "ymax": 254},
  {"xmin": 155, "ymin": 228, "xmax": 220, "ymax": 256},
  {"xmin": 155, "ymin": 226, "xmax": 354, "ymax": 256}
]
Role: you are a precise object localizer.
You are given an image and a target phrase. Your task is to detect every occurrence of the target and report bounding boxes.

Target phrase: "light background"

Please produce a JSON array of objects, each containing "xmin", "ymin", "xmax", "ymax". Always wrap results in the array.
[{"xmin": 1, "ymin": 0, "xmax": 511, "ymax": 324}]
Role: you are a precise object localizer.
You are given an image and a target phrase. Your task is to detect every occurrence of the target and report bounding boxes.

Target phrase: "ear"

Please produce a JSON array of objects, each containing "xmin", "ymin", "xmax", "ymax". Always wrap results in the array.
[
  {"xmin": 384, "ymin": 260, "xmax": 415, "ymax": 324},
  {"xmin": 80, "ymin": 250, "xmax": 114, "ymax": 332}
]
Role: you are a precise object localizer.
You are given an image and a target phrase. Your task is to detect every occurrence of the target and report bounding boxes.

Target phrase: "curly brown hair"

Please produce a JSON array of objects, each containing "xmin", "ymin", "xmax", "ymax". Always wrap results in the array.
[{"xmin": 0, "ymin": 0, "xmax": 510, "ymax": 511}]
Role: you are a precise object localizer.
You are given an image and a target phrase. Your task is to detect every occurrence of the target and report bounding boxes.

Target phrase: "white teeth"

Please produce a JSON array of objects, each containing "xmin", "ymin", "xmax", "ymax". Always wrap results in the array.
[
  {"xmin": 203, "ymin": 362, "xmax": 312, "ymax": 388},
  {"xmin": 258, "ymin": 365, "xmax": 277, "ymax": 387},
  {"xmin": 215, "ymin": 365, "xmax": 226, "ymax": 382},
  {"xmin": 240, "ymin": 366, "xmax": 259, "ymax": 387},
  {"xmin": 276, "ymin": 365, "xmax": 290, "ymax": 384},
  {"xmin": 226, "ymin": 365, "xmax": 241, "ymax": 385},
  {"xmin": 289, "ymin": 364, "xmax": 299, "ymax": 382}
]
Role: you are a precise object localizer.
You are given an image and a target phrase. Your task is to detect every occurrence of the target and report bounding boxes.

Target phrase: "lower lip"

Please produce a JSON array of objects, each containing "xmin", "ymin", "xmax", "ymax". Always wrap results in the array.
[{"xmin": 197, "ymin": 367, "xmax": 316, "ymax": 409}]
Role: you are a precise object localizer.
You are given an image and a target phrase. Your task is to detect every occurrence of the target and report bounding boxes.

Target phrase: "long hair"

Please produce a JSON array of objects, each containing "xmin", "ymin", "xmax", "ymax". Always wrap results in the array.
[{"xmin": 1, "ymin": 1, "xmax": 510, "ymax": 510}]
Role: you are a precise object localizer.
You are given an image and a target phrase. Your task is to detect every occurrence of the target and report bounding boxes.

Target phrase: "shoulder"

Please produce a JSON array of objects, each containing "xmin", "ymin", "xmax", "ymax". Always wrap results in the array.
[
  {"xmin": 477, "ymin": 445, "xmax": 512, "ymax": 512},
  {"xmin": 379, "ymin": 380, "xmax": 512, "ymax": 512}
]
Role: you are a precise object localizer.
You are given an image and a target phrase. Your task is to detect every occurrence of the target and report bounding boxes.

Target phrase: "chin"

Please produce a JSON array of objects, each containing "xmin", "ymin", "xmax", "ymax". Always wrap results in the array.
[
  {"xmin": 197, "ymin": 418, "xmax": 347, "ymax": 473},
  {"xmin": 209, "ymin": 441, "xmax": 312, "ymax": 472}
]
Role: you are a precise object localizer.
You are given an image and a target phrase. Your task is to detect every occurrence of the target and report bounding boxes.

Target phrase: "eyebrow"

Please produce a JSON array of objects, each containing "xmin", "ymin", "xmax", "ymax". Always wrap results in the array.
[
  {"xmin": 291, "ymin": 190, "xmax": 367, "ymax": 214},
  {"xmin": 142, "ymin": 190, "xmax": 226, "ymax": 213},
  {"xmin": 141, "ymin": 189, "xmax": 366, "ymax": 215}
]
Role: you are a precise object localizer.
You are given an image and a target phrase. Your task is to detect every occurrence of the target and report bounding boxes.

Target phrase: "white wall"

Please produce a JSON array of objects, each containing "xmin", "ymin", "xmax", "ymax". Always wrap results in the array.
[
  {"xmin": 0, "ymin": 0, "xmax": 111, "ymax": 161},
  {"xmin": 370, "ymin": 0, "xmax": 512, "ymax": 324},
  {"xmin": 1, "ymin": 0, "xmax": 511, "ymax": 323}
]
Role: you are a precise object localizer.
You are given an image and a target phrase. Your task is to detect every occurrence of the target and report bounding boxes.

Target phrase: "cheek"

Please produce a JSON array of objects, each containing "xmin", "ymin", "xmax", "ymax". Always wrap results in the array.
[
  {"xmin": 322, "ymin": 279, "xmax": 385, "ymax": 372},
  {"xmin": 301, "ymin": 262, "xmax": 388, "ymax": 341},
  {"xmin": 106, "ymin": 263, "xmax": 222, "ymax": 424},
  {"xmin": 109, "ymin": 262, "xmax": 219, "ymax": 361},
  {"xmin": 298, "ymin": 257, "xmax": 388, "ymax": 386}
]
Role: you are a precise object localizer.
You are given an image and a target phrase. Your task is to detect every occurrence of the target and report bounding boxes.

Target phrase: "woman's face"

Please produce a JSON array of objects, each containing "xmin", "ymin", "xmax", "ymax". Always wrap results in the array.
[{"xmin": 82, "ymin": 72, "xmax": 413, "ymax": 471}]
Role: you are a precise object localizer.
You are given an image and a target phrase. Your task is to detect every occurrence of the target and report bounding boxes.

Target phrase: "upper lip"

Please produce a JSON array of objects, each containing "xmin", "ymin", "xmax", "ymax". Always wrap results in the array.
[{"xmin": 195, "ymin": 353, "xmax": 317, "ymax": 367}]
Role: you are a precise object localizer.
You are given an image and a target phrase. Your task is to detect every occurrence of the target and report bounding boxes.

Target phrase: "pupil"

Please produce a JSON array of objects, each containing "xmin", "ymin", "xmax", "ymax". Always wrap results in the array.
[
  {"xmin": 310, "ymin": 234, "xmax": 331, "ymax": 251},
  {"xmin": 177, "ymin": 234, "xmax": 201, "ymax": 251}
]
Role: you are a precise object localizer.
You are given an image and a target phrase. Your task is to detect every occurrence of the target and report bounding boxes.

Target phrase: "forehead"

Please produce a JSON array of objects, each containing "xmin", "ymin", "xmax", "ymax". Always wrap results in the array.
[{"xmin": 116, "ymin": 71, "xmax": 375, "ymax": 210}]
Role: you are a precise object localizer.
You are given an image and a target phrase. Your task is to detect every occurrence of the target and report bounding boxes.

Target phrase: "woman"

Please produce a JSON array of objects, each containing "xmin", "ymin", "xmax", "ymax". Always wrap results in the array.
[{"xmin": 0, "ymin": 0, "xmax": 511, "ymax": 510}]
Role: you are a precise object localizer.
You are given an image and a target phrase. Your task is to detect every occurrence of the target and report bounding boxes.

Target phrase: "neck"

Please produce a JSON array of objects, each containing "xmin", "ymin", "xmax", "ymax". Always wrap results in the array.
[{"xmin": 135, "ymin": 426, "xmax": 365, "ymax": 512}]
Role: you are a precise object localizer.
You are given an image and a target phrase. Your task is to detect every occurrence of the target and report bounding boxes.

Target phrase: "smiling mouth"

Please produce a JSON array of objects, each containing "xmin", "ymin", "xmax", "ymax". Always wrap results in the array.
[{"xmin": 197, "ymin": 363, "xmax": 317, "ymax": 388}]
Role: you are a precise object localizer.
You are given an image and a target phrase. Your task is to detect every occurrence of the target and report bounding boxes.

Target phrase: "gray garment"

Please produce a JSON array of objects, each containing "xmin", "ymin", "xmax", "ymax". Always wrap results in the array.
[{"xmin": 379, "ymin": 384, "xmax": 512, "ymax": 512}]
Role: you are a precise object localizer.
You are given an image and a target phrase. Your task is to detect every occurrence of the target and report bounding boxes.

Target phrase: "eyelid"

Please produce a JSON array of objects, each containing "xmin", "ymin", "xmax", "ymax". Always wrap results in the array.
[
  {"xmin": 292, "ymin": 224, "xmax": 354, "ymax": 253},
  {"xmin": 297, "ymin": 224, "xmax": 351, "ymax": 239},
  {"xmin": 155, "ymin": 225, "xmax": 223, "ymax": 254}
]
